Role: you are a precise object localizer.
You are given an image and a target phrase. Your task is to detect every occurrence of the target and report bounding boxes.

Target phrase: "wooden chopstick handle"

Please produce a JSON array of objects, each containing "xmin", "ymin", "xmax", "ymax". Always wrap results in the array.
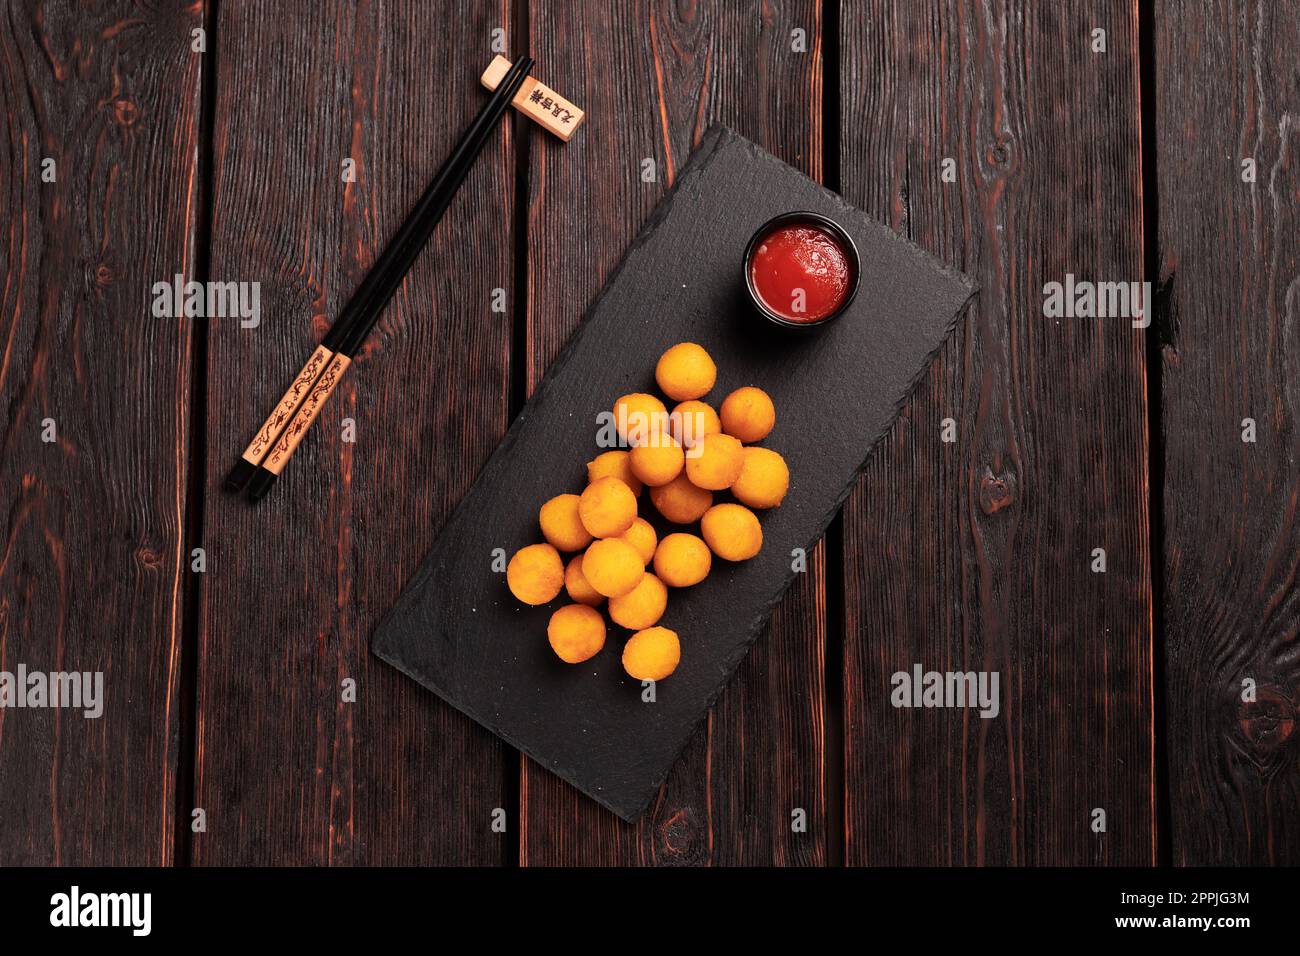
[
  {"xmin": 225, "ymin": 344, "xmax": 335, "ymax": 491},
  {"xmin": 244, "ymin": 344, "xmax": 335, "ymax": 462},
  {"xmin": 261, "ymin": 352, "xmax": 352, "ymax": 476}
]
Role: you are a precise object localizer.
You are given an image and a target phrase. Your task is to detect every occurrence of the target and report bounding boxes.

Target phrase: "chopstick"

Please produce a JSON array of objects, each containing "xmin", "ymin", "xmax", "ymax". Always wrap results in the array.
[{"xmin": 225, "ymin": 56, "xmax": 535, "ymax": 501}]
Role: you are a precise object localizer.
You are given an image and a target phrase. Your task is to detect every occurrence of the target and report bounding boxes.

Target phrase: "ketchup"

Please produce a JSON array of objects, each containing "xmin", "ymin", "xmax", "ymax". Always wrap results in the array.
[{"xmin": 748, "ymin": 224, "xmax": 852, "ymax": 322}]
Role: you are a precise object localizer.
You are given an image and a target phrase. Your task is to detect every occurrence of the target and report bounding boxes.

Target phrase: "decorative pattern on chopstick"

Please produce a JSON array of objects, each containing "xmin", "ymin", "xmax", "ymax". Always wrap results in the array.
[
  {"xmin": 262, "ymin": 353, "xmax": 352, "ymax": 475},
  {"xmin": 239, "ymin": 344, "xmax": 334, "ymax": 464}
]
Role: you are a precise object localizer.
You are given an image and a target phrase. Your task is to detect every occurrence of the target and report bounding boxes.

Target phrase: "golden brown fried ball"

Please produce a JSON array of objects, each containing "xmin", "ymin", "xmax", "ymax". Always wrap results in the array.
[
  {"xmin": 587, "ymin": 449, "xmax": 643, "ymax": 496},
  {"xmin": 608, "ymin": 572, "xmax": 668, "ymax": 630},
  {"xmin": 629, "ymin": 431, "xmax": 685, "ymax": 487},
  {"xmin": 731, "ymin": 446, "xmax": 789, "ymax": 509},
  {"xmin": 654, "ymin": 342, "xmax": 716, "ymax": 401},
  {"xmin": 653, "ymin": 533, "xmax": 712, "ymax": 587},
  {"xmin": 700, "ymin": 503, "xmax": 763, "ymax": 561},
  {"xmin": 684, "ymin": 432, "xmax": 745, "ymax": 490},
  {"xmin": 564, "ymin": 555, "xmax": 604, "ymax": 606},
  {"xmin": 622, "ymin": 626, "xmax": 681, "ymax": 681},
  {"xmin": 538, "ymin": 493, "xmax": 594, "ymax": 551},
  {"xmin": 613, "ymin": 392, "xmax": 668, "ymax": 447},
  {"xmin": 619, "ymin": 516, "xmax": 658, "ymax": 565},
  {"xmin": 581, "ymin": 538, "xmax": 646, "ymax": 598},
  {"xmin": 578, "ymin": 476, "xmax": 637, "ymax": 538},
  {"xmin": 506, "ymin": 543, "xmax": 565, "ymax": 605},
  {"xmin": 669, "ymin": 400, "xmax": 721, "ymax": 449},
  {"xmin": 649, "ymin": 473, "xmax": 713, "ymax": 524},
  {"xmin": 547, "ymin": 604, "xmax": 606, "ymax": 663},
  {"xmin": 719, "ymin": 386, "xmax": 776, "ymax": 443}
]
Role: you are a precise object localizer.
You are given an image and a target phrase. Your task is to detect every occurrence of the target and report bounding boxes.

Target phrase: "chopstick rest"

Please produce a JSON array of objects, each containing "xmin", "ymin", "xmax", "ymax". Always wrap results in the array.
[
  {"xmin": 480, "ymin": 55, "xmax": 585, "ymax": 141},
  {"xmin": 230, "ymin": 56, "xmax": 538, "ymax": 503}
]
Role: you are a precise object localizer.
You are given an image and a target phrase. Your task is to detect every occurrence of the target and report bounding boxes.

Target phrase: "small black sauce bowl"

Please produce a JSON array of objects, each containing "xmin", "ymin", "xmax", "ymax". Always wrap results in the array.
[{"xmin": 742, "ymin": 211, "xmax": 861, "ymax": 330}]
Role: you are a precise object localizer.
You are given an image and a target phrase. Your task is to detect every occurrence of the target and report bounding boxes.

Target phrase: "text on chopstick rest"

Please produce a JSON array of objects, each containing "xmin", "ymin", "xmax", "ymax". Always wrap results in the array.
[{"xmin": 480, "ymin": 55, "xmax": 584, "ymax": 142}]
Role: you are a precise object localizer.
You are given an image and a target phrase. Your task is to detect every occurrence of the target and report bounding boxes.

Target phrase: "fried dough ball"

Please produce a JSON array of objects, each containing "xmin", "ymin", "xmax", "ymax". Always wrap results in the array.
[
  {"xmin": 622, "ymin": 626, "xmax": 681, "ymax": 681},
  {"xmin": 578, "ymin": 476, "xmax": 637, "ymax": 538},
  {"xmin": 619, "ymin": 516, "xmax": 658, "ymax": 564},
  {"xmin": 547, "ymin": 604, "xmax": 606, "ymax": 663},
  {"xmin": 587, "ymin": 449, "xmax": 643, "ymax": 496},
  {"xmin": 669, "ymin": 400, "xmax": 721, "ymax": 449},
  {"xmin": 684, "ymin": 432, "xmax": 744, "ymax": 490},
  {"xmin": 564, "ymin": 555, "xmax": 604, "ymax": 606},
  {"xmin": 731, "ymin": 446, "xmax": 790, "ymax": 509},
  {"xmin": 582, "ymin": 538, "xmax": 645, "ymax": 597},
  {"xmin": 613, "ymin": 392, "xmax": 668, "ymax": 447},
  {"xmin": 700, "ymin": 503, "xmax": 763, "ymax": 561},
  {"xmin": 654, "ymin": 342, "xmax": 716, "ymax": 401},
  {"xmin": 629, "ymin": 431, "xmax": 685, "ymax": 487},
  {"xmin": 538, "ymin": 493, "xmax": 594, "ymax": 551},
  {"xmin": 608, "ymin": 572, "xmax": 668, "ymax": 630},
  {"xmin": 719, "ymin": 386, "xmax": 776, "ymax": 443},
  {"xmin": 649, "ymin": 473, "xmax": 713, "ymax": 524},
  {"xmin": 653, "ymin": 533, "xmax": 712, "ymax": 587},
  {"xmin": 506, "ymin": 543, "xmax": 564, "ymax": 605}
]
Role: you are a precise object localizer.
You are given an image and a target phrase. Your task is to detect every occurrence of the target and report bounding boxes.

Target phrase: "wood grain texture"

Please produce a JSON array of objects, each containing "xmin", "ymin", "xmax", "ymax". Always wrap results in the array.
[
  {"xmin": 195, "ymin": 0, "xmax": 515, "ymax": 864},
  {"xmin": 0, "ymin": 0, "xmax": 202, "ymax": 864},
  {"xmin": 840, "ymin": 0, "xmax": 1155, "ymax": 864},
  {"xmin": 1157, "ymin": 0, "xmax": 1300, "ymax": 865},
  {"xmin": 521, "ymin": 0, "xmax": 828, "ymax": 865}
]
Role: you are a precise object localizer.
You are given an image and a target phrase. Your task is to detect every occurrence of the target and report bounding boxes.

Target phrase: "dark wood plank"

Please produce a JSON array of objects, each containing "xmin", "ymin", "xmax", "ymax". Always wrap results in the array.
[
  {"xmin": 0, "ymin": 1, "xmax": 201, "ymax": 864},
  {"xmin": 840, "ymin": 0, "xmax": 1155, "ymax": 864},
  {"xmin": 1157, "ymin": 0, "xmax": 1300, "ymax": 865},
  {"xmin": 521, "ymin": 0, "xmax": 828, "ymax": 864},
  {"xmin": 195, "ymin": 1, "xmax": 515, "ymax": 864}
]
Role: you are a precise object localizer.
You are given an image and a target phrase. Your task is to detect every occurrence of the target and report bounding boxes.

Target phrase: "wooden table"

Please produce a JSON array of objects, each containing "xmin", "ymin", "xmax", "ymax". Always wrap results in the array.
[{"xmin": 1, "ymin": 1, "xmax": 1295, "ymax": 867}]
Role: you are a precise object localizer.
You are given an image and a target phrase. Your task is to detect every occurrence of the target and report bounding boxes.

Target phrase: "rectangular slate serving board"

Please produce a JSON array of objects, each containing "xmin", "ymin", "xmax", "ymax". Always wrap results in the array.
[{"xmin": 371, "ymin": 125, "xmax": 976, "ymax": 821}]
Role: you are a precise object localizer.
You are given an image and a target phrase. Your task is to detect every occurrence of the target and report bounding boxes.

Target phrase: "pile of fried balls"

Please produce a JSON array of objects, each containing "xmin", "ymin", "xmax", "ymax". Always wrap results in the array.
[{"xmin": 506, "ymin": 342, "xmax": 789, "ymax": 683}]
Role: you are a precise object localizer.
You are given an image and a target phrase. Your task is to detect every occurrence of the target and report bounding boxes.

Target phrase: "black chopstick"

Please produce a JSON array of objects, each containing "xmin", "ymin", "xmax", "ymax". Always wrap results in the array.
[
  {"xmin": 327, "ymin": 55, "xmax": 533, "ymax": 349},
  {"xmin": 225, "ymin": 56, "xmax": 534, "ymax": 500},
  {"xmin": 333, "ymin": 65, "xmax": 534, "ymax": 355}
]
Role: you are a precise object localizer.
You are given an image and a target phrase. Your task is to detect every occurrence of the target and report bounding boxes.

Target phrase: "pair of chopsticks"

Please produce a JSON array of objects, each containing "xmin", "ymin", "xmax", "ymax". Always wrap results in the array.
[{"xmin": 227, "ymin": 56, "xmax": 536, "ymax": 502}]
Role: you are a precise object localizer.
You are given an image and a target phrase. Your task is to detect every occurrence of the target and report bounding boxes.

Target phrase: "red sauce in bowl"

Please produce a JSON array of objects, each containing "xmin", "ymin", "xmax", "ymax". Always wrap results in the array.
[{"xmin": 748, "ymin": 223, "xmax": 853, "ymax": 323}]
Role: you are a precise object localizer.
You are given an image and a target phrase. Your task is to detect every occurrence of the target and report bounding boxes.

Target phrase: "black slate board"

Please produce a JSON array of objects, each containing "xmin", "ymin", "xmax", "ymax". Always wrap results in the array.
[{"xmin": 371, "ymin": 126, "xmax": 976, "ymax": 821}]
